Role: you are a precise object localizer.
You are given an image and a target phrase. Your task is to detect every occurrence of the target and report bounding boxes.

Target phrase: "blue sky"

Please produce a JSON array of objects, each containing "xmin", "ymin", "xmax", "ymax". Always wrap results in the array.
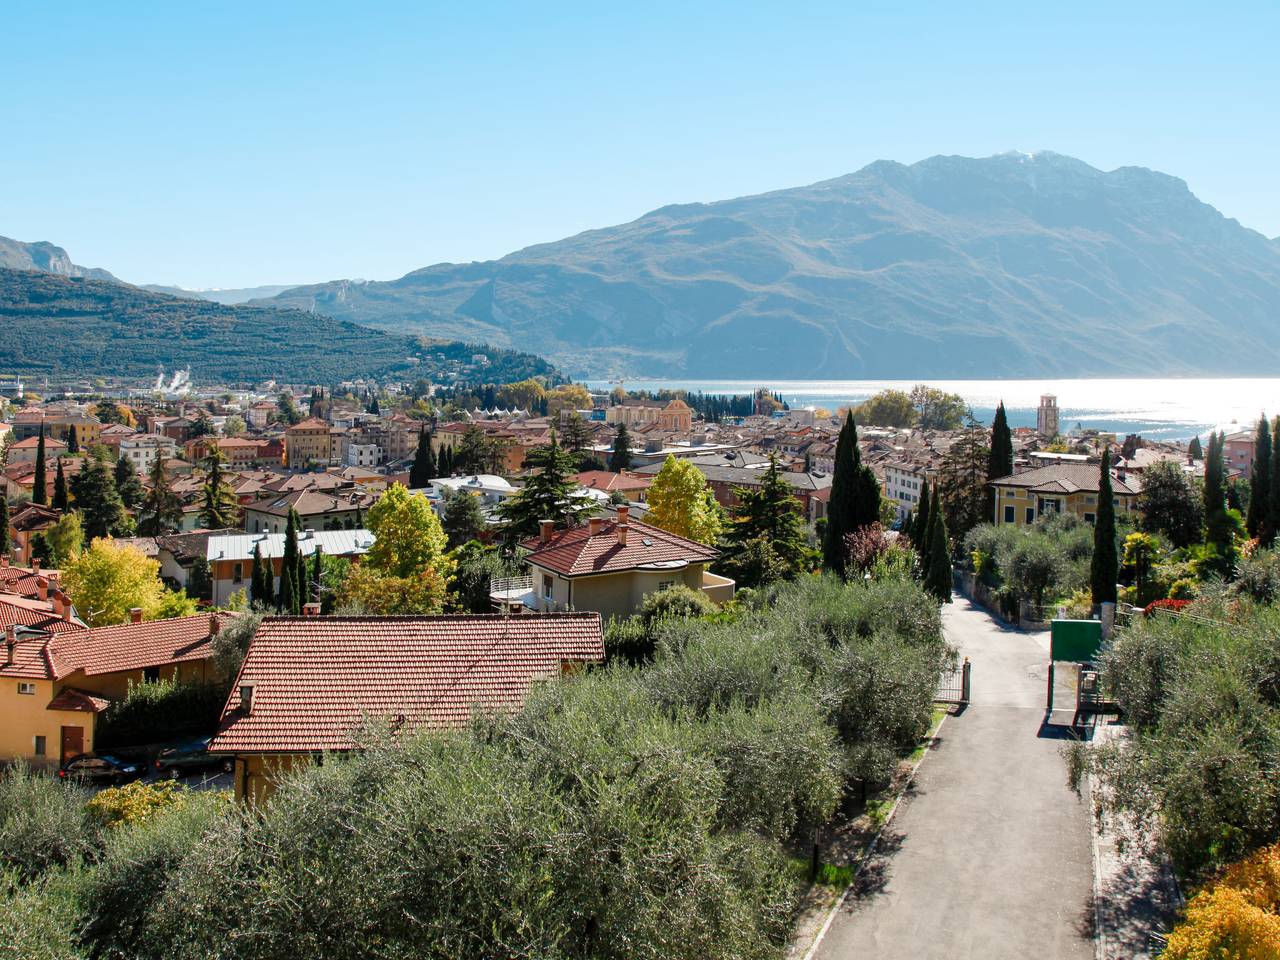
[{"xmin": 4, "ymin": 2, "xmax": 1277, "ymax": 288}]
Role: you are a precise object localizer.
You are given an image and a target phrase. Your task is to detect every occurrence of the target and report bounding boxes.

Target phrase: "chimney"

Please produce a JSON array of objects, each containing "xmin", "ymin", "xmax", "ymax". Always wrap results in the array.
[
  {"xmin": 58, "ymin": 591, "xmax": 72, "ymax": 622},
  {"xmin": 617, "ymin": 523, "xmax": 629, "ymax": 546},
  {"xmin": 208, "ymin": 614, "xmax": 222, "ymax": 635},
  {"xmin": 4, "ymin": 625, "xmax": 16, "ymax": 666},
  {"xmin": 588, "ymin": 517, "xmax": 604, "ymax": 536},
  {"xmin": 0, "ymin": 556, "xmax": 8, "ymax": 568},
  {"xmin": 31, "ymin": 558, "xmax": 40, "ymax": 575},
  {"xmin": 616, "ymin": 505, "xmax": 629, "ymax": 524},
  {"xmin": 129, "ymin": 607, "xmax": 144, "ymax": 624},
  {"xmin": 238, "ymin": 682, "xmax": 255, "ymax": 714},
  {"xmin": 539, "ymin": 519, "xmax": 554, "ymax": 544},
  {"xmin": 302, "ymin": 602, "xmax": 321, "ymax": 616},
  {"xmin": 36, "ymin": 577, "xmax": 48, "ymax": 602}
]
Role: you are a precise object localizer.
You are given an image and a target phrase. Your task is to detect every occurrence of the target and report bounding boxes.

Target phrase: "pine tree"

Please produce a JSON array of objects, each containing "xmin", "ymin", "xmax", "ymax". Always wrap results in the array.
[
  {"xmin": 113, "ymin": 454, "xmax": 144, "ymax": 510},
  {"xmin": 31, "ymin": 424, "xmax": 47, "ymax": 506},
  {"xmin": 52, "ymin": 458, "xmax": 69, "ymax": 511},
  {"xmin": 0, "ymin": 496, "xmax": 9, "ymax": 559},
  {"xmin": 609, "ymin": 423, "xmax": 632, "ymax": 472},
  {"xmin": 822, "ymin": 412, "xmax": 859, "ymax": 576},
  {"xmin": 1247, "ymin": 415, "xmax": 1271, "ymax": 540},
  {"xmin": 137, "ymin": 454, "xmax": 183, "ymax": 536},
  {"xmin": 198, "ymin": 450, "xmax": 239, "ymax": 529},
  {"xmin": 496, "ymin": 431, "xmax": 595, "ymax": 543},
  {"xmin": 1188, "ymin": 435, "xmax": 1203, "ymax": 460},
  {"xmin": 409, "ymin": 426, "xmax": 436, "ymax": 488},
  {"xmin": 722, "ymin": 456, "xmax": 812, "ymax": 587},
  {"xmin": 925, "ymin": 501, "xmax": 952, "ymax": 603},
  {"xmin": 986, "ymin": 401, "xmax": 1013, "ymax": 522},
  {"xmin": 69, "ymin": 456, "xmax": 126, "ymax": 540},
  {"xmin": 1091, "ymin": 448, "xmax": 1118, "ymax": 606},
  {"xmin": 188, "ymin": 556, "xmax": 212, "ymax": 602}
]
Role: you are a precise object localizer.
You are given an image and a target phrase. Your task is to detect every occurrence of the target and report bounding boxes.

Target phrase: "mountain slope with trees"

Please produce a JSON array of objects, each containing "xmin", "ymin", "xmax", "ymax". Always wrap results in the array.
[
  {"xmin": 262, "ymin": 152, "xmax": 1280, "ymax": 378},
  {"xmin": 0, "ymin": 269, "xmax": 557, "ymax": 384}
]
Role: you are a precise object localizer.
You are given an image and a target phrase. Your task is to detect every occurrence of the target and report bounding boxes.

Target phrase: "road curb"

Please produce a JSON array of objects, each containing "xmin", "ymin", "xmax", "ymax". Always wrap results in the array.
[{"xmin": 798, "ymin": 711, "xmax": 950, "ymax": 960}]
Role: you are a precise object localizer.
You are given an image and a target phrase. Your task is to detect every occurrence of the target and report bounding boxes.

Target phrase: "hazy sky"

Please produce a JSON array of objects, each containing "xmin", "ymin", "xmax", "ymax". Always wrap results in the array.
[{"xmin": 4, "ymin": 2, "xmax": 1277, "ymax": 288}]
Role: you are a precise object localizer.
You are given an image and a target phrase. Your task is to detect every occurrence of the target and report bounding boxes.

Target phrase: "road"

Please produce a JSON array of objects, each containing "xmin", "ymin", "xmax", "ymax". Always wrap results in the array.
[{"xmin": 813, "ymin": 595, "xmax": 1095, "ymax": 960}]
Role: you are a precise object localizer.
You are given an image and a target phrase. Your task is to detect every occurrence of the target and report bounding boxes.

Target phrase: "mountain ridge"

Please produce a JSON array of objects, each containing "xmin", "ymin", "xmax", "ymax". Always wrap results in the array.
[{"xmin": 261, "ymin": 152, "xmax": 1280, "ymax": 378}]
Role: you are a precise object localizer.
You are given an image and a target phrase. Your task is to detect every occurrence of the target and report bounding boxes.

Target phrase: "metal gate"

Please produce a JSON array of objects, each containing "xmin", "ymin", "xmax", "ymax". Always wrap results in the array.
[{"xmin": 936, "ymin": 658, "xmax": 971, "ymax": 705}]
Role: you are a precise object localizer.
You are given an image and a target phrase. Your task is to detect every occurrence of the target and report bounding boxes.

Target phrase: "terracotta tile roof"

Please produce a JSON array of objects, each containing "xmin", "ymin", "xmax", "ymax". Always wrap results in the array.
[
  {"xmin": 209, "ymin": 613, "xmax": 604, "ymax": 754},
  {"xmin": 7, "ymin": 502, "xmax": 62, "ymax": 533},
  {"xmin": 573, "ymin": 470, "xmax": 651, "ymax": 493},
  {"xmin": 520, "ymin": 518, "xmax": 718, "ymax": 577},
  {"xmin": 0, "ymin": 565, "xmax": 58, "ymax": 599},
  {"xmin": 991, "ymin": 464, "xmax": 1141, "ymax": 497},
  {"xmin": 47, "ymin": 688, "xmax": 111, "ymax": 713},
  {"xmin": 51, "ymin": 612, "xmax": 235, "ymax": 677}
]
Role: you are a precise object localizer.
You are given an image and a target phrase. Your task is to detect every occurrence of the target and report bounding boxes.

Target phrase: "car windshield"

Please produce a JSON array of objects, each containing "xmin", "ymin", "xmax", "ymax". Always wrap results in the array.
[{"xmin": 98, "ymin": 755, "xmax": 119, "ymax": 764}]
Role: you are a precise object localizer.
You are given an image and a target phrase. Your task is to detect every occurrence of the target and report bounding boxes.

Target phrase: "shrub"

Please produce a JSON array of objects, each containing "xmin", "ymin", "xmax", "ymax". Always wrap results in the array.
[
  {"xmin": 1165, "ymin": 841, "xmax": 1280, "ymax": 959},
  {"xmin": 86, "ymin": 780, "xmax": 188, "ymax": 829},
  {"xmin": 1233, "ymin": 548, "xmax": 1280, "ymax": 604},
  {"xmin": 639, "ymin": 584, "xmax": 716, "ymax": 623},
  {"xmin": 0, "ymin": 762, "xmax": 97, "ymax": 882},
  {"xmin": 95, "ymin": 679, "xmax": 229, "ymax": 749}
]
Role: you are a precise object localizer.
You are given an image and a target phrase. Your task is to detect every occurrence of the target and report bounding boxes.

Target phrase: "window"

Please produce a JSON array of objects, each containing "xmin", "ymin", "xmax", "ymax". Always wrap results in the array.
[
  {"xmin": 1004, "ymin": 505, "xmax": 1015, "ymax": 523},
  {"xmin": 658, "ymin": 580, "xmax": 675, "ymax": 591},
  {"xmin": 1025, "ymin": 507, "xmax": 1035, "ymax": 524},
  {"xmin": 233, "ymin": 562, "xmax": 244, "ymax": 583},
  {"xmin": 143, "ymin": 667, "xmax": 160, "ymax": 683},
  {"xmin": 542, "ymin": 574, "xmax": 554, "ymax": 601},
  {"xmin": 18, "ymin": 681, "xmax": 36, "ymax": 695},
  {"xmin": 33, "ymin": 735, "xmax": 46, "ymax": 756},
  {"xmin": 1084, "ymin": 513, "xmax": 1096, "ymax": 524}
]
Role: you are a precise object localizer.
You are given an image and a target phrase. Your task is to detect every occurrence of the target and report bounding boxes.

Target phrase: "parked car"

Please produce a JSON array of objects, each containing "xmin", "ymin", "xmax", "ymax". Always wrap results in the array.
[
  {"xmin": 57, "ymin": 753, "xmax": 143, "ymax": 786},
  {"xmin": 154, "ymin": 737, "xmax": 233, "ymax": 778}
]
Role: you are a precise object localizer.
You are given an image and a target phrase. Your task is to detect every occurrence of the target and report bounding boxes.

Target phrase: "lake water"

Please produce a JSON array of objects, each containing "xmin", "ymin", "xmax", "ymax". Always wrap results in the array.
[{"xmin": 585, "ymin": 378, "xmax": 1280, "ymax": 442}]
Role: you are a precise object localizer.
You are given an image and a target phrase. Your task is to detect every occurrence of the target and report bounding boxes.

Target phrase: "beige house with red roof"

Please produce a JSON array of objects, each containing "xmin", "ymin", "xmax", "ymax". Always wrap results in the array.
[
  {"xmin": 210, "ymin": 612, "xmax": 604, "ymax": 802},
  {"xmin": 514, "ymin": 506, "xmax": 733, "ymax": 619},
  {"xmin": 572, "ymin": 470, "xmax": 652, "ymax": 502},
  {"xmin": 991, "ymin": 463, "xmax": 1142, "ymax": 527},
  {"xmin": 0, "ymin": 586, "xmax": 233, "ymax": 765}
]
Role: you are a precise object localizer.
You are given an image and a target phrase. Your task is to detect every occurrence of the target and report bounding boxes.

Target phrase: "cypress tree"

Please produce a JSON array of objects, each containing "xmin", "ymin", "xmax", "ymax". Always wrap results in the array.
[
  {"xmin": 280, "ymin": 508, "xmax": 301, "ymax": 614},
  {"xmin": 1203, "ymin": 431, "xmax": 1234, "ymax": 567},
  {"xmin": 986, "ymin": 401, "xmax": 1013, "ymax": 522},
  {"xmin": 1248, "ymin": 415, "xmax": 1272, "ymax": 540},
  {"xmin": 609, "ymin": 423, "xmax": 633, "ymax": 472},
  {"xmin": 1090, "ymin": 448, "xmax": 1118, "ymax": 606},
  {"xmin": 52, "ymin": 458, "xmax": 69, "ymax": 511},
  {"xmin": 914, "ymin": 478, "xmax": 932, "ymax": 556},
  {"xmin": 1269, "ymin": 416, "xmax": 1280, "ymax": 549},
  {"xmin": 113, "ymin": 454, "xmax": 144, "ymax": 509},
  {"xmin": 1188, "ymin": 435, "xmax": 1203, "ymax": 460},
  {"xmin": 32, "ymin": 425, "xmax": 47, "ymax": 506},
  {"xmin": 822, "ymin": 412, "xmax": 859, "ymax": 576},
  {"xmin": 0, "ymin": 496, "xmax": 9, "ymax": 559},
  {"xmin": 310, "ymin": 546, "xmax": 324, "ymax": 608},
  {"xmin": 249, "ymin": 543, "xmax": 267, "ymax": 607},
  {"xmin": 925, "ymin": 501, "xmax": 951, "ymax": 603},
  {"xmin": 66, "ymin": 425, "xmax": 79, "ymax": 455},
  {"xmin": 853, "ymin": 461, "xmax": 881, "ymax": 529},
  {"xmin": 409, "ymin": 426, "xmax": 435, "ymax": 489}
]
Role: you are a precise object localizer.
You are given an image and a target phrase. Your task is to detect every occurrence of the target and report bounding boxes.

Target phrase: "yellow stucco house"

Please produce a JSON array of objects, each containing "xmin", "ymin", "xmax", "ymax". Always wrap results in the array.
[
  {"xmin": 990, "ymin": 463, "xmax": 1142, "ymax": 528},
  {"xmin": 1, "ymin": 588, "xmax": 233, "ymax": 766},
  {"xmin": 512, "ymin": 506, "xmax": 734, "ymax": 619}
]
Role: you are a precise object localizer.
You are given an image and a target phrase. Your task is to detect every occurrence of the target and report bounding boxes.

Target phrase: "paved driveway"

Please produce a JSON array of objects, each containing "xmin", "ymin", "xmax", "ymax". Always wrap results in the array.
[{"xmin": 813, "ymin": 596, "xmax": 1095, "ymax": 960}]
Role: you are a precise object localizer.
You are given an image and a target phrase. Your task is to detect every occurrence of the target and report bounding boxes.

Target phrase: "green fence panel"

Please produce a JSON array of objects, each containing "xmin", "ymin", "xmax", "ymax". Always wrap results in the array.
[{"xmin": 1050, "ymin": 619, "xmax": 1103, "ymax": 663}]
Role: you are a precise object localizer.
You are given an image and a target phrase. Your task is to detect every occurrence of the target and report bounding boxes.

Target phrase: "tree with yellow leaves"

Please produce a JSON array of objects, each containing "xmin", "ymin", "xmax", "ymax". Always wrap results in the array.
[
  {"xmin": 339, "ymin": 483, "xmax": 454, "ymax": 613},
  {"xmin": 645, "ymin": 454, "xmax": 723, "ymax": 545},
  {"xmin": 62, "ymin": 538, "xmax": 170, "ymax": 626},
  {"xmin": 1165, "ymin": 841, "xmax": 1280, "ymax": 959}
]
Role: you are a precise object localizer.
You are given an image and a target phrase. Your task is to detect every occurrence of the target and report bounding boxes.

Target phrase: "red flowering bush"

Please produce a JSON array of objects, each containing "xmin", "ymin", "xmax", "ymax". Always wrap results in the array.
[{"xmin": 1144, "ymin": 597, "xmax": 1192, "ymax": 617}]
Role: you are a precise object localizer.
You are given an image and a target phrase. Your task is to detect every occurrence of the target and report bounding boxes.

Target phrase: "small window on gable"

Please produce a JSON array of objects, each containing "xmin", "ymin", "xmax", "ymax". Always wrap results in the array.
[
  {"xmin": 18, "ymin": 682, "xmax": 36, "ymax": 695},
  {"xmin": 144, "ymin": 667, "xmax": 161, "ymax": 683}
]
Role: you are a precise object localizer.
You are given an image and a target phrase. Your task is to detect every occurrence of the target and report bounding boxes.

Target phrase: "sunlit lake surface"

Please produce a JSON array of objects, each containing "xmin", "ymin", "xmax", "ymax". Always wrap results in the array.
[{"xmin": 586, "ymin": 378, "xmax": 1280, "ymax": 442}]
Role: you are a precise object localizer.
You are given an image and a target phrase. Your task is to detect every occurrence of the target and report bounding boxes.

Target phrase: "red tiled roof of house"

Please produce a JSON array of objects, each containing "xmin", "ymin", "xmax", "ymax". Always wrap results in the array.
[
  {"xmin": 51, "ymin": 612, "xmax": 236, "ymax": 678},
  {"xmin": 520, "ymin": 517, "xmax": 718, "ymax": 577},
  {"xmin": 0, "ymin": 564, "xmax": 59, "ymax": 599},
  {"xmin": 573, "ymin": 470, "xmax": 651, "ymax": 493},
  {"xmin": 47, "ymin": 688, "xmax": 111, "ymax": 713},
  {"xmin": 209, "ymin": 613, "xmax": 604, "ymax": 754}
]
